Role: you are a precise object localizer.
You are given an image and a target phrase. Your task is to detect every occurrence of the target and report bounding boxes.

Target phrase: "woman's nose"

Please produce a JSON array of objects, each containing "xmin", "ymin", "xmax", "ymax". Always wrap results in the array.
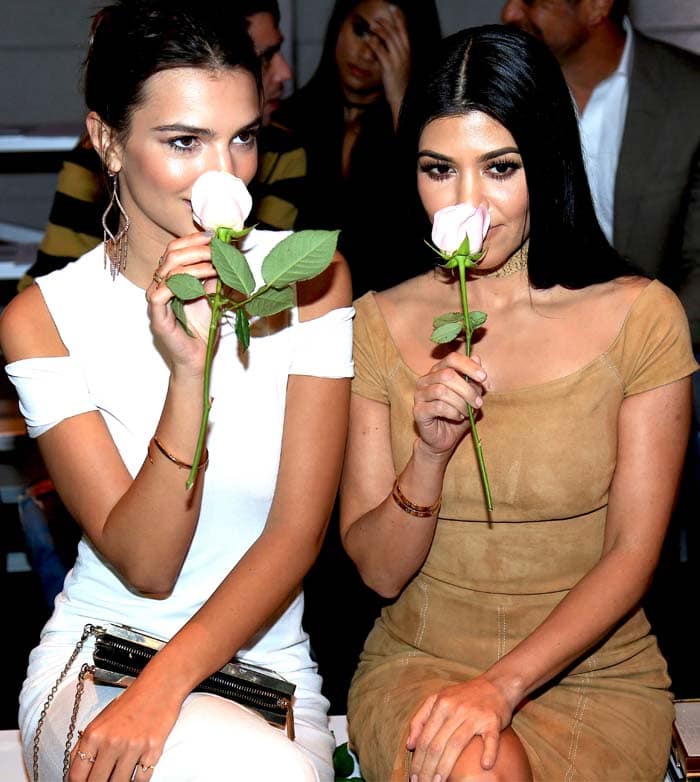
[
  {"xmin": 272, "ymin": 52, "xmax": 292, "ymax": 86},
  {"xmin": 457, "ymin": 176, "xmax": 483, "ymax": 207},
  {"xmin": 357, "ymin": 37, "xmax": 378, "ymax": 64},
  {"xmin": 208, "ymin": 147, "xmax": 237, "ymax": 177}
]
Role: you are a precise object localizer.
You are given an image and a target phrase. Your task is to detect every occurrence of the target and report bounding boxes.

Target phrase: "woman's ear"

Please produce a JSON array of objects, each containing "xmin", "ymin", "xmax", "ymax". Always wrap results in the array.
[{"xmin": 86, "ymin": 111, "xmax": 123, "ymax": 173}]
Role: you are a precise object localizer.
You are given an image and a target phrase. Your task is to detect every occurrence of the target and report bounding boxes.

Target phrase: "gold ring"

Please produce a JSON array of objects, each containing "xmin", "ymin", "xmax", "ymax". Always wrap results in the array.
[
  {"xmin": 152, "ymin": 271, "xmax": 164, "ymax": 285},
  {"xmin": 77, "ymin": 749, "xmax": 96, "ymax": 763},
  {"xmin": 157, "ymin": 253, "xmax": 165, "ymax": 267},
  {"xmin": 139, "ymin": 762, "xmax": 156, "ymax": 772}
]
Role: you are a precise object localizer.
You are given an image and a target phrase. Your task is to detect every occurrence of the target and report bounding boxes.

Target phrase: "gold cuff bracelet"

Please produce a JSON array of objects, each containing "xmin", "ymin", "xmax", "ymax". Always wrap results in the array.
[{"xmin": 391, "ymin": 479, "xmax": 441, "ymax": 518}]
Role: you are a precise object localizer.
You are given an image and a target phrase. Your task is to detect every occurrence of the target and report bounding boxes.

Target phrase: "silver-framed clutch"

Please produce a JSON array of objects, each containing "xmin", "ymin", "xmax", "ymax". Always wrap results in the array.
[{"xmin": 91, "ymin": 623, "xmax": 296, "ymax": 738}]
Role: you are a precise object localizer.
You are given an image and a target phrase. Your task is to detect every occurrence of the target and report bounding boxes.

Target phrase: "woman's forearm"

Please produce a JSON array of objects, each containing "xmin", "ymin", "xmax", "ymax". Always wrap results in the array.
[
  {"xmin": 42, "ymin": 370, "xmax": 207, "ymax": 595},
  {"xmin": 481, "ymin": 544, "xmax": 662, "ymax": 711},
  {"xmin": 343, "ymin": 438, "xmax": 451, "ymax": 597}
]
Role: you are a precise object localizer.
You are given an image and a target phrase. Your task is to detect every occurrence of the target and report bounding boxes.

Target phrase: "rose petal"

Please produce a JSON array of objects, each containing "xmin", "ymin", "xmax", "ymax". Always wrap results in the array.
[
  {"xmin": 191, "ymin": 171, "xmax": 253, "ymax": 231},
  {"xmin": 432, "ymin": 201, "xmax": 490, "ymax": 256}
]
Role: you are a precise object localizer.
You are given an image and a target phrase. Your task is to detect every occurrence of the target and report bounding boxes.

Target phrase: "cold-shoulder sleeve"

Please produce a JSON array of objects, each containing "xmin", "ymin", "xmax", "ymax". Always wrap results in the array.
[
  {"xmin": 288, "ymin": 305, "xmax": 355, "ymax": 377},
  {"xmin": 352, "ymin": 293, "xmax": 393, "ymax": 404},
  {"xmin": 609, "ymin": 280, "xmax": 699, "ymax": 396},
  {"xmin": 5, "ymin": 356, "xmax": 97, "ymax": 438}
]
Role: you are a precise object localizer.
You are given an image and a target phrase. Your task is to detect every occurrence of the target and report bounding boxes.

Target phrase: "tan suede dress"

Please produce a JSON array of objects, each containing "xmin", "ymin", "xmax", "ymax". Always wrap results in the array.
[{"xmin": 347, "ymin": 281, "xmax": 699, "ymax": 782}]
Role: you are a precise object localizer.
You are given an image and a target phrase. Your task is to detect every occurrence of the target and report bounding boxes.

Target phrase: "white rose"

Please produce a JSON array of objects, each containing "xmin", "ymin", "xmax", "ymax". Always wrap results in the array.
[
  {"xmin": 191, "ymin": 171, "xmax": 253, "ymax": 231},
  {"xmin": 432, "ymin": 202, "xmax": 490, "ymax": 256}
]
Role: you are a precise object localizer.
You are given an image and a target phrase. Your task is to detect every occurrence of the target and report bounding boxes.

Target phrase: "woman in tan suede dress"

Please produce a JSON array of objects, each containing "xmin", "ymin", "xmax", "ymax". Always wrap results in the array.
[{"xmin": 340, "ymin": 26, "xmax": 699, "ymax": 782}]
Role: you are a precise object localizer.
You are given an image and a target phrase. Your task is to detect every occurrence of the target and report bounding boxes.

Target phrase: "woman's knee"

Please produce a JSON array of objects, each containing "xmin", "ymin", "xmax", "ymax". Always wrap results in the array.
[
  {"xmin": 446, "ymin": 728, "xmax": 532, "ymax": 782},
  {"xmin": 156, "ymin": 694, "xmax": 318, "ymax": 781}
]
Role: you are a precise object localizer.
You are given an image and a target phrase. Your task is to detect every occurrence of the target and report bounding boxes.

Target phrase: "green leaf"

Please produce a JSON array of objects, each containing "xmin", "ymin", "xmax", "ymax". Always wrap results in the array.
[
  {"xmin": 262, "ymin": 229, "xmax": 339, "ymax": 287},
  {"xmin": 245, "ymin": 286, "xmax": 295, "ymax": 317},
  {"xmin": 431, "ymin": 320, "xmax": 464, "ymax": 344},
  {"xmin": 235, "ymin": 307, "xmax": 250, "ymax": 351},
  {"xmin": 432, "ymin": 311, "xmax": 463, "ymax": 328},
  {"xmin": 469, "ymin": 311, "xmax": 488, "ymax": 329},
  {"xmin": 211, "ymin": 237, "xmax": 255, "ymax": 295},
  {"xmin": 170, "ymin": 298, "xmax": 194, "ymax": 337},
  {"xmin": 167, "ymin": 273, "xmax": 206, "ymax": 301}
]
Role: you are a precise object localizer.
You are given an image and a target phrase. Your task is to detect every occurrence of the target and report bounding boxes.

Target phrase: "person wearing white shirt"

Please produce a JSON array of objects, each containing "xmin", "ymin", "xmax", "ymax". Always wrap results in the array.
[{"xmin": 500, "ymin": 0, "xmax": 700, "ymax": 349}]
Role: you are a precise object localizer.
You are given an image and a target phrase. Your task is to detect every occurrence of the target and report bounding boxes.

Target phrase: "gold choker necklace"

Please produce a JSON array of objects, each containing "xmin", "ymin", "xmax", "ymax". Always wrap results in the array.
[{"xmin": 479, "ymin": 241, "xmax": 529, "ymax": 279}]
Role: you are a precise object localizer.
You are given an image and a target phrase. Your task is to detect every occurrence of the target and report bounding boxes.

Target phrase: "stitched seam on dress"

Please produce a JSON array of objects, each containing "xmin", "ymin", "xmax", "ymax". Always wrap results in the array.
[
  {"xmin": 414, "ymin": 580, "xmax": 429, "ymax": 648},
  {"xmin": 564, "ymin": 658, "xmax": 593, "ymax": 782},
  {"xmin": 497, "ymin": 605, "xmax": 506, "ymax": 660},
  {"xmin": 567, "ymin": 689, "xmax": 588, "ymax": 782},
  {"xmin": 564, "ymin": 684, "xmax": 585, "ymax": 782}
]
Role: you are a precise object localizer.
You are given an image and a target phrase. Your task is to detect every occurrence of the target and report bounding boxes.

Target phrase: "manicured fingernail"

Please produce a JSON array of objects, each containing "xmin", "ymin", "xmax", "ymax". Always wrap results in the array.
[
  {"xmin": 433, "ymin": 775, "xmax": 442, "ymax": 782},
  {"xmin": 475, "ymin": 370, "xmax": 486, "ymax": 380},
  {"xmin": 202, "ymin": 229, "xmax": 214, "ymax": 236},
  {"xmin": 474, "ymin": 397, "xmax": 483, "ymax": 408},
  {"xmin": 410, "ymin": 775, "xmax": 418, "ymax": 782}
]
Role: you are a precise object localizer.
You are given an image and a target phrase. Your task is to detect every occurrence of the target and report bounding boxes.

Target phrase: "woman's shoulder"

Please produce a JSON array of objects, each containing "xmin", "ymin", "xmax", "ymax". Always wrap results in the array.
[
  {"xmin": 35, "ymin": 245, "xmax": 106, "ymax": 295},
  {"xmin": 297, "ymin": 249, "xmax": 352, "ymax": 321},
  {"xmin": 353, "ymin": 275, "xmax": 427, "ymax": 347},
  {"xmin": 372, "ymin": 273, "xmax": 433, "ymax": 322},
  {"xmin": 0, "ymin": 282, "xmax": 64, "ymax": 362},
  {"xmin": 605, "ymin": 276, "xmax": 688, "ymax": 336},
  {"xmin": 603, "ymin": 277, "xmax": 698, "ymax": 392},
  {"xmin": 544, "ymin": 275, "xmax": 657, "ymax": 340},
  {"xmin": 1, "ymin": 246, "xmax": 109, "ymax": 362}
]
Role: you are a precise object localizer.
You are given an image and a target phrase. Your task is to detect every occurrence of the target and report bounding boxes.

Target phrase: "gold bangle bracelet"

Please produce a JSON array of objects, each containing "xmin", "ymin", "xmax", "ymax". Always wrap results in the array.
[
  {"xmin": 148, "ymin": 436, "xmax": 209, "ymax": 472},
  {"xmin": 391, "ymin": 479, "xmax": 441, "ymax": 518}
]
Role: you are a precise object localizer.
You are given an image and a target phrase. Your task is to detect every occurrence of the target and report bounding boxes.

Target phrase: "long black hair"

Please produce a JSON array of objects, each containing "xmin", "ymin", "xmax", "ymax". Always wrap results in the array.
[
  {"xmin": 399, "ymin": 25, "xmax": 636, "ymax": 289},
  {"xmin": 84, "ymin": 0, "xmax": 261, "ymax": 138},
  {"xmin": 307, "ymin": 0, "xmax": 441, "ymax": 99}
]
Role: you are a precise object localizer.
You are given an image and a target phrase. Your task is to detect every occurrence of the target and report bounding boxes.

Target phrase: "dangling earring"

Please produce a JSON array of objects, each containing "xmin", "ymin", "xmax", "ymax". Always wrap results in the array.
[{"xmin": 102, "ymin": 171, "xmax": 129, "ymax": 279}]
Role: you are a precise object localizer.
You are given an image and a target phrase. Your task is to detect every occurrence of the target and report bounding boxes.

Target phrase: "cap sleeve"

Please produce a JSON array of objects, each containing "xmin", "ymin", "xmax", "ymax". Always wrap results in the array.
[
  {"xmin": 352, "ymin": 293, "xmax": 395, "ymax": 405},
  {"xmin": 610, "ymin": 281, "xmax": 699, "ymax": 396},
  {"xmin": 5, "ymin": 356, "xmax": 97, "ymax": 438},
  {"xmin": 288, "ymin": 305, "xmax": 355, "ymax": 378}
]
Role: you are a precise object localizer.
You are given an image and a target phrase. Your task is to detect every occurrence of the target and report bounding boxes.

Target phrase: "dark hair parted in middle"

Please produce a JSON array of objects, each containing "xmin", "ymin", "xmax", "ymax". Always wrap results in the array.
[
  {"xmin": 398, "ymin": 24, "xmax": 636, "ymax": 289},
  {"xmin": 84, "ymin": 0, "xmax": 262, "ymax": 138}
]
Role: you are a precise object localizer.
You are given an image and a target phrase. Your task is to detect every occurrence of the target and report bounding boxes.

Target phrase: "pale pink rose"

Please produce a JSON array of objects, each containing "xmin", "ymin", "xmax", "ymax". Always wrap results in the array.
[
  {"xmin": 431, "ymin": 202, "xmax": 490, "ymax": 256},
  {"xmin": 191, "ymin": 171, "xmax": 253, "ymax": 231}
]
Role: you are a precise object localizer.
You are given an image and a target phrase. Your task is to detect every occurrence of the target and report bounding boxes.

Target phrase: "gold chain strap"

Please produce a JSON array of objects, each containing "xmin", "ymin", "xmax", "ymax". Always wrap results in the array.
[
  {"xmin": 62, "ymin": 664, "xmax": 94, "ymax": 781},
  {"xmin": 32, "ymin": 624, "xmax": 101, "ymax": 782}
]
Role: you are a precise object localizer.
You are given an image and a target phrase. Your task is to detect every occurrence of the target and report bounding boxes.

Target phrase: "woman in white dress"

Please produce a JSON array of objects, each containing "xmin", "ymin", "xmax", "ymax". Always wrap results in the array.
[{"xmin": 0, "ymin": 2, "xmax": 352, "ymax": 780}]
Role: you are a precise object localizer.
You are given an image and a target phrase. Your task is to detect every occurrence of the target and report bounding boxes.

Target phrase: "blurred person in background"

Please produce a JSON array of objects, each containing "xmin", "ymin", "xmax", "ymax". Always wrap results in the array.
[{"xmin": 275, "ymin": 0, "xmax": 442, "ymax": 299}]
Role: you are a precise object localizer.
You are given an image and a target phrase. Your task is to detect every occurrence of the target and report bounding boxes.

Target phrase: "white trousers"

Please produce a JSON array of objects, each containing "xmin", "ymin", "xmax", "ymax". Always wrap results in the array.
[{"xmin": 25, "ymin": 681, "xmax": 335, "ymax": 781}]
